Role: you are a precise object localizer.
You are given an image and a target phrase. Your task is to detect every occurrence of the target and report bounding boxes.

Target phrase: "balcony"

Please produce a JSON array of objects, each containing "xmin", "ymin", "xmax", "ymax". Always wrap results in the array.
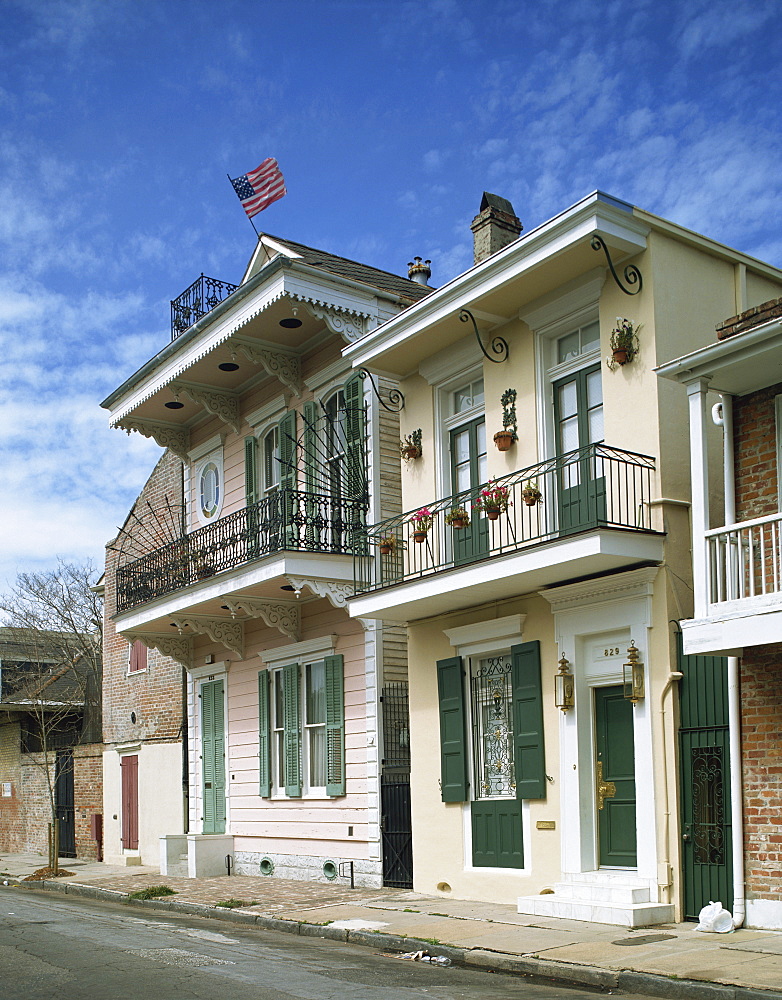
[
  {"xmin": 170, "ymin": 273, "xmax": 239, "ymax": 340},
  {"xmin": 116, "ymin": 490, "xmax": 368, "ymax": 614},
  {"xmin": 683, "ymin": 512, "xmax": 782, "ymax": 655},
  {"xmin": 351, "ymin": 445, "xmax": 664, "ymax": 622}
]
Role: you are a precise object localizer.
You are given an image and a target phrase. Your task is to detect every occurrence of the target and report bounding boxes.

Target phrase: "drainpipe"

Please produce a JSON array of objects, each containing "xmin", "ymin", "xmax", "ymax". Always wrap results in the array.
[
  {"xmin": 712, "ymin": 396, "xmax": 745, "ymax": 928},
  {"xmin": 660, "ymin": 668, "xmax": 683, "ymax": 903}
]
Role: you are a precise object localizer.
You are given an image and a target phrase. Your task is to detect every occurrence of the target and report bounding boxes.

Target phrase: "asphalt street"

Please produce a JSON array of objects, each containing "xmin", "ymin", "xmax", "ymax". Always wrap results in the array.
[{"xmin": 0, "ymin": 888, "xmax": 653, "ymax": 1000}]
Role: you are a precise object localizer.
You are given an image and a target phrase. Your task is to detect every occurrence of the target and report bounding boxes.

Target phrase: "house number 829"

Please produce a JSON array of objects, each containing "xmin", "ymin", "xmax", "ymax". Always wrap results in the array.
[{"xmin": 604, "ymin": 647, "xmax": 620, "ymax": 657}]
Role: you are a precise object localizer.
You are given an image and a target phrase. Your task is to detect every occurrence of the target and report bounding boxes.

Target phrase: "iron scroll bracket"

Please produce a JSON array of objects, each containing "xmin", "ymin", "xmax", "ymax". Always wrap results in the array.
[
  {"xmin": 459, "ymin": 308, "xmax": 508, "ymax": 363},
  {"xmin": 358, "ymin": 369, "xmax": 404, "ymax": 411},
  {"xmin": 591, "ymin": 235, "xmax": 642, "ymax": 295}
]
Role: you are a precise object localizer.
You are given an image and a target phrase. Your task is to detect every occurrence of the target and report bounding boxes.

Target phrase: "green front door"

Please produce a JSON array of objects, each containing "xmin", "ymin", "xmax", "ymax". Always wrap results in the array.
[
  {"xmin": 678, "ymin": 640, "xmax": 732, "ymax": 920},
  {"xmin": 595, "ymin": 685, "xmax": 637, "ymax": 867},
  {"xmin": 554, "ymin": 364, "xmax": 606, "ymax": 533},
  {"xmin": 201, "ymin": 679, "xmax": 226, "ymax": 835},
  {"xmin": 450, "ymin": 416, "xmax": 488, "ymax": 565}
]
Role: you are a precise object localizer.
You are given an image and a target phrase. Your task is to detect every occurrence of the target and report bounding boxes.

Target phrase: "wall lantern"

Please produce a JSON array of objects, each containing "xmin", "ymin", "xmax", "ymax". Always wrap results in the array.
[
  {"xmin": 623, "ymin": 641, "xmax": 645, "ymax": 704},
  {"xmin": 554, "ymin": 654, "xmax": 574, "ymax": 712}
]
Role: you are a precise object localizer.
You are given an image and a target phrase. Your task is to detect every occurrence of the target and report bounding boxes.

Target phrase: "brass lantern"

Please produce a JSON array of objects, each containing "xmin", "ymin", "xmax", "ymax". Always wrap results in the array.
[
  {"xmin": 554, "ymin": 654, "xmax": 574, "ymax": 712},
  {"xmin": 623, "ymin": 641, "xmax": 645, "ymax": 704}
]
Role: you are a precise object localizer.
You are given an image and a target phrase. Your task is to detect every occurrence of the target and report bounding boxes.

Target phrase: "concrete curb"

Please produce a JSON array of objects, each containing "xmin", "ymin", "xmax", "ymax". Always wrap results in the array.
[{"xmin": 7, "ymin": 878, "xmax": 782, "ymax": 1000}]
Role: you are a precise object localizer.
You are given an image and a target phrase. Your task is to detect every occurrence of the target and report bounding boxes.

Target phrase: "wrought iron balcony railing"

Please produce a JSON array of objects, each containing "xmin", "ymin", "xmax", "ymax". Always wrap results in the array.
[
  {"xmin": 116, "ymin": 490, "xmax": 368, "ymax": 613},
  {"xmin": 706, "ymin": 511, "xmax": 782, "ymax": 607},
  {"xmin": 354, "ymin": 444, "xmax": 657, "ymax": 595},
  {"xmin": 170, "ymin": 273, "xmax": 239, "ymax": 340}
]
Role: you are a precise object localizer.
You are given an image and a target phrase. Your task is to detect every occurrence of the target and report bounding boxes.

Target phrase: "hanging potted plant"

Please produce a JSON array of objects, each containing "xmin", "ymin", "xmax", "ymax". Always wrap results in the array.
[
  {"xmin": 494, "ymin": 389, "xmax": 518, "ymax": 451},
  {"xmin": 410, "ymin": 507, "xmax": 434, "ymax": 542},
  {"xmin": 473, "ymin": 480, "xmax": 512, "ymax": 521},
  {"xmin": 376, "ymin": 535, "xmax": 398, "ymax": 556},
  {"xmin": 445, "ymin": 507, "xmax": 470, "ymax": 529},
  {"xmin": 400, "ymin": 430, "xmax": 422, "ymax": 461},
  {"xmin": 608, "ymin": 317, "xmax": 640, "ymax": 368},
  {"xmin": 521, "ymin": 479, "xmax": 543, "ymax": 506}
]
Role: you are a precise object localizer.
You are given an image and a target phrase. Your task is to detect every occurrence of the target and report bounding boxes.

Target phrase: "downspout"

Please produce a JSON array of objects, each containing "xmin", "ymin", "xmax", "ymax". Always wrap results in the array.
[
  {"xmin": 712, "ymin": 396, "xmax": 745, "ymax": 928},
  {"xmin": 660, "ymin": 667, "xmax": 683, "ymax": 903}
]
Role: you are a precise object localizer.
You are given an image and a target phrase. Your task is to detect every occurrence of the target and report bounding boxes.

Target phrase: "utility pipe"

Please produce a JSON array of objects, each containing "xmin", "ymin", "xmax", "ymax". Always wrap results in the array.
[
  {"xmin": 712, "ymin": 395, "xmax": 745, "ymax": 928},
  {"xmin": 659, "ymin": 668, "xmax": 684, "ymax": 903}
]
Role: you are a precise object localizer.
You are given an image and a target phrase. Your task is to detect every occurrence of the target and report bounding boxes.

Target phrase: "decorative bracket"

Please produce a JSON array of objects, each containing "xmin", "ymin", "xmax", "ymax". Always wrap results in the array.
[
  {"xmin": 114, "ymin": 419, "xmax": 190, "ymax": 462},
  {"xmin": 221, "ymin": 597, "xmax": 300, "ymax": 641},
  {"xmin": 229, "ymin": 339, "xmax": 302, "ymax": 397},
  {"xmin": 123, "ymin": 632, "xmax": 193, "ymax": 670},
  {"xmin": 170, "ymin": 382, "xmax": 241, "ymax": 433},
  {"xmin": 286, "ymin": 577, "xmax": 353, "ymax": 610},
  {"xmin": 591, "ymin": 235, "xmax": 643, "ymax": 295},
  {"xmin": 303, "ymin": 302, "xmax": 367, "ymax": 343},
  {"xmin": 168, "ymin": 615, "xmax": 244, "ymax": 658},
  {"xmin": 459, "ymin": 308, "xmax": 508, "ymax": 363},
  {"xmin": 358, "ymin": 369, "xmax": 404, "ymax": 411}
]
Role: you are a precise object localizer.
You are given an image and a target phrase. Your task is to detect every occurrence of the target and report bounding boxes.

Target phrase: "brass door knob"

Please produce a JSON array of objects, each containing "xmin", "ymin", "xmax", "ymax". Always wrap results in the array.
[{"xmin": 596, "ymin": 760, "xmax": 616, "ymax": 811}]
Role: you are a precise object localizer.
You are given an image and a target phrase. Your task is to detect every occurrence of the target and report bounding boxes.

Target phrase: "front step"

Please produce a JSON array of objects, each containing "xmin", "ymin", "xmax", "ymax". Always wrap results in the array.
[{"xmin": 518, "ymin": 872, "xmax": 675, "ymax": 927}]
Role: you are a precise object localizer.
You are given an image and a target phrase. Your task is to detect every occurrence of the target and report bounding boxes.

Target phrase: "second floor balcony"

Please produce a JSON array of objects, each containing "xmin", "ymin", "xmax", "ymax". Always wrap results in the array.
[
  {"xmin": 116, "ymin": 490, "xmax": 368, "ymax": 615},
  {"xmin": 350, "ymin": 444, "xmax": 665, "ymax": 622}
]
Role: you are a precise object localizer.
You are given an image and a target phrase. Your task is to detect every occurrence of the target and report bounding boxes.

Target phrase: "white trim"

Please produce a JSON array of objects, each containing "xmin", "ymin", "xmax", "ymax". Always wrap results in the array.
[
  {"xmin": 194, "ymin": 449, "xmax": 224, "ymax": 526},
  {"xmin": 261, "ymin": 635, "xmax": 337, "ymax": 669},
  {"xmin": 246, "ymin": 394, "xmax": 287, "ymax": 429},
  {"xmin": 188, "ymin": 433, "xmax": 225, "ymax": 462},
  {"xmin": 304, "ymin": 357, "xmax": 351, "ymax": 393},
  {"xmin": 115, "ymin": 742, "xmax": 142, "ymax": 754},
  {"xmin": 776, "ymin": 395, "xmax": 782, "ymax": 511},
  {"xmin": 419, "ymin": 337, "xmax": 482, "ymax": 386},
  {"xmin": 520, "ymin": 270, "xmax": 605, "ymax": 335},
  {"xmin": 444, "ymin": 614, "xmax": 527, "ymax": 658}
]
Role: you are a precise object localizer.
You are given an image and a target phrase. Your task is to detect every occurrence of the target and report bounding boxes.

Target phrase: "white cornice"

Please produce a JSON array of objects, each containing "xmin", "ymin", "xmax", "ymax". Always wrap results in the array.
[
  {"xmin": 519, "ymin": 270, "xmax": 606, "ymax": 333},
  {"xmin": 418, "ymin": 336, "xmax": 483, "ymax": 385},
  {"xmin": 539, "ymin": 566, "xmax": 659, "ymax": 613}
]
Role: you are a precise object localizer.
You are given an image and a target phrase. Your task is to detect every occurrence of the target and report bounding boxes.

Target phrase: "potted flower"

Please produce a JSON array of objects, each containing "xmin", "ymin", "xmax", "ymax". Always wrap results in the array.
[
  {"xmin": 192, "ymin": 554, "xmax": 215, "ymax": 579},
  {"xmin": 445, "ymin": 507, "xmax": 470, "ymax": 529},
  {"xmin": 400, "ymin": 432, "xmax": 422, "ymax": 461},
  {"xmin": 473, "ymin": 480, "xmax": 512, "ymax": 521},
  {"xmin": 609, "ymin": 317, "xmax": 639, "ymax": 366},
  {"xmin": 377, "ymin": 535, "xmax": 398, "ymax": 555},
  {"xmin": 521, "ymin": 479, "xmax": 543, "ymax": 506},
  {"xmin": 410, "ymin": 507, "xmax": 434, "ymax": 542},
  {"xmin": 493, "ymin": 429, "xmax": 515, "ymax": 451}
]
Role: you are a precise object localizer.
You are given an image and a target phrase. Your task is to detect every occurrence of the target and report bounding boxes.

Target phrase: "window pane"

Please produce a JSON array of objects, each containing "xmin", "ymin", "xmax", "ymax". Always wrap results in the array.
[
  {"xmin": 472, "ymin": 379, "xmax": 485, "ymax": 406},
  {"xmin": 559, "ymin": 414, "xmax": 579, "ymax": 453},
  {"xmin": 453, "ymin": 384, "xmax": 473, "ymax": 413},
  {"xmin": 306, "ymin": 662, "xmax": 325, "ymax": 724},
  {"xmin": 309, "ymin": 728, "xmax": 326, "ymax": 787},
  {"xmin": 588, "ymin": 405, "xmax": 604, "ymax": 445},
  {"xmin": 264, "ymin": 429, "xmax": 279, "ymax": 492},
  {"xmin": 557, "ymin": 331, "xmax": 580, "ymax": 364},
  {"xmin": 586, "ymin": 368, "xmax": 603, "ymax": 408},
  {"xmin": 558, "ymin": 380, "xmax": 578, "ymax": 419},
  {"xmin": 581, "ymin": 321, "xmax": 600, "ymax": 351},
  {"xmin": 470, "ymin": 655, "xmax": 515, "ymax": 799}
]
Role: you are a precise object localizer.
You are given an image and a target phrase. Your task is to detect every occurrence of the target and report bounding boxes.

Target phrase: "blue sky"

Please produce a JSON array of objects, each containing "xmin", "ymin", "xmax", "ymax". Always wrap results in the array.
[{"xmin": 2, "ymin": 0, "xmax": 781, "ymax": 588}]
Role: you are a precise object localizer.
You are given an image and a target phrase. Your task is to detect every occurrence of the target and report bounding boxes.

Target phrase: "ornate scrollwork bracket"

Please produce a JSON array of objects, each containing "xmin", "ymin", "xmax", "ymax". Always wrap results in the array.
[
  {"xmin": 591, "ymin": 235, "xmax": 643, "ymax": 295},
  {"xmin": 459, "ymin": 308, "xmax": 508, "ymax": 363},
  {"xmin": 358, "ymin": 369, "xmax": 404, "ymax": 411}
]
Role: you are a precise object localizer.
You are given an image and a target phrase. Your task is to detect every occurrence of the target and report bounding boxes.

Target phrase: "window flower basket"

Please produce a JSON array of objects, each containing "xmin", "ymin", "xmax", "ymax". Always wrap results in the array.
[
  {"xmin": 607, "ymin": 317, "xmax": 640, "ymax": 369},
  {"xmin": 521, "ymin": 479, "xmax": 543, "ymax": 506},
  {"xmin": 445, "ymin": 507, "xmax": 470, "ymax": 529},
  {"xmin": 473, "ymin": 481, "xmax": 511, "ymax": 521},
  {"xmin": 410, "ymin": 507, "xmax": 434, "ymax": 541}
]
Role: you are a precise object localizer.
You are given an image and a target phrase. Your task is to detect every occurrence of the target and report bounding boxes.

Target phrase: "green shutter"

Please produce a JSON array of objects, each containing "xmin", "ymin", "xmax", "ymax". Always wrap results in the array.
[
  {"xmin": 324, "ymin": 654, "xmax": 345, "ymax": 796},
  {"xmin": 303, "ymin": 401, "xmax": 319, "ymax": 547},
  {"xmin": 511, "ymin": 641, "xmax": 546, "ymax": 800},
  {"xmin": 471, "ymin": 800, "xmax": 524, "ymax": 868},
  {"xmin": 344, "ymin": 372, "xmax": 366, "ymax": 501},
  {"xmin": 245, "ymin": 436, "xmax": 259, "ymax": 559},
  {"xmin": 258, "ymin": 670, "xmax": 271, "ymax": 797},
  {"xmin": 283, "ymin": 662, "xmax": 301, "ymax": 797},
  {"xmin": 201, "ymin": 679, "xmax": 226, "ymax": 834},
  {"xmin": 278, "ymin": 410, "xmax": 297, "ymax": 547},
  {"xmin": 437, "ymin": 656, "xmax": 468, "ymax": 802}
]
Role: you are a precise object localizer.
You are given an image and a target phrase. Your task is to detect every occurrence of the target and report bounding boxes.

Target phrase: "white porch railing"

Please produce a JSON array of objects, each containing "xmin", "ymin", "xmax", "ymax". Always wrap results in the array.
[{"xmin": 706, "ymin": 511, "xmax": 782, "ymax": 606}]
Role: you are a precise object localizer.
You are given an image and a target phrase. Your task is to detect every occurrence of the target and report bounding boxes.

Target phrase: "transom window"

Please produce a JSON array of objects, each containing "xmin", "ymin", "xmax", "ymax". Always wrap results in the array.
[
  {"xmin": 452, "ymin": 378, "xmax": 484, "ymax": 417},
  {"xmin": 556, "ymin": 321, "xmax": 600, "ymax": 365}
]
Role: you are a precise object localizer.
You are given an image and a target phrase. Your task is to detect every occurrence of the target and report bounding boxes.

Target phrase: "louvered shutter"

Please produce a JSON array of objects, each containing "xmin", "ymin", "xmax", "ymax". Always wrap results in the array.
[
  {"xmin": 258, "ymin": 670, "xmax": 271, "ymax": 797},
  {"xmin": 120, "ymin": 755, "xmax": 138, "ymax": 850},
  {"xmin": 278, "ymin": 411, "xmax": 297, "ymax": 547},
  {"xmin": 201, "ymin": 683, "xmax": 216, "ymax": 832},
  {"xmin": 324, "ymin": 654, "xmax": 345, "ymax": 796},
  {"xmin": 437, "ymin": 656, "xmax": 468, "ymax": 802},
  {"xmin": 511, "ymin": 641, "xmax": 546, "ymax": 800},
  {"xmin": 283, "ymin": 663, "xmax": 302, "ymax": 797},
  {"xmin": 343, "ymin": 372, "xmax": 366, "ymax": 501},
  {"xmin": 303, "ymin": 401, "xmax": 319, "ymax": 547},
  {"xmin": 245, "ymin": 436, "xmax": 259, "ymax": 558}
]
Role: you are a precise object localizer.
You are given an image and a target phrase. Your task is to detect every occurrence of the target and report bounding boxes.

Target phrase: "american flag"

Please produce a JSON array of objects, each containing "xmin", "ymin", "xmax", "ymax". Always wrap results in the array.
[{"xmin": 230, "ymin": 158, "xmax": 286, "ymax": 218}]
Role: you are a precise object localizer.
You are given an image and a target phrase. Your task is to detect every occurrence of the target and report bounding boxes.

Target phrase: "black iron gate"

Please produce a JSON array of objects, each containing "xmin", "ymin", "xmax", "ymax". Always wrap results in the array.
[
  {"xmin": 381, "ymin": 683, "xmax": 412, "ymax": 888},
  {"xmin": 55, "ymin": 748, "xmax": 76, "ymax": 858}
]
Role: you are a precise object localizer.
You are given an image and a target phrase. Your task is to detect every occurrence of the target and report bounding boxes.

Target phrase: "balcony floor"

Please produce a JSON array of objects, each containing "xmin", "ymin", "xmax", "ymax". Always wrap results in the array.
[{"xmin": 349, "ymin": 527, "xmax": 665, "ymax": 622}]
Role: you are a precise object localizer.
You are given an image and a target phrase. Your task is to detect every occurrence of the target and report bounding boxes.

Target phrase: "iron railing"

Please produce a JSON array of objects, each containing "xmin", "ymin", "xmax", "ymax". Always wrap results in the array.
[
  {"xmin": 706, "ymin": 511, "xmax": 782, "ymax": 606},
  {"xmin": 354, "ymin": 444, "xmax": 657, "ymax": 594},
  {"xmin": 116, "ymin": 490, "xmax": 368, "ymax": 613},
  {"xmin": 171, "ymin": 273, "xmax": 239, "ymax": 340}
]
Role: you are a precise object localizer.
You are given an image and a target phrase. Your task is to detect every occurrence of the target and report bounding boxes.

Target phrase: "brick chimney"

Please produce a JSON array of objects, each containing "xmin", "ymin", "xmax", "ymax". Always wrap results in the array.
[{"xmin": 470, "ymin": 192, "xmax": 522, "ymax": 264}]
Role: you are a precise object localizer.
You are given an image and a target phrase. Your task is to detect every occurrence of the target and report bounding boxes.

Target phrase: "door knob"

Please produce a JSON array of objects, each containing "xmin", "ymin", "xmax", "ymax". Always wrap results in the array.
[{"xmin": 682, "ymin": 833, "xmax": 690, "ymax": 841}]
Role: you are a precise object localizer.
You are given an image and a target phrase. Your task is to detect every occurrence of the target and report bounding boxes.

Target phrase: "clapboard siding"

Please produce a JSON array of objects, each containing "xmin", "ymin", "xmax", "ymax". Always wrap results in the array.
[{"xmin": 381, "ymin": 623, "xmax": 408, "ymax": 684}]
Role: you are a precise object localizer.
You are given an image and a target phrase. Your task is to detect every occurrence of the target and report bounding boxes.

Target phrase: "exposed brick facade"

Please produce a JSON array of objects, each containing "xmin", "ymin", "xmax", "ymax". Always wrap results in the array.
[
  {"xmin": 717, "ymin": 298, "xmax": 782, "ymax": 340},
  {"xmin": 732, "ymin": 382, "xmax": 781, "ymax": 522},
  {"xmin": 739, "ymin": 643, "xmax": 782, "ymax": 902}
]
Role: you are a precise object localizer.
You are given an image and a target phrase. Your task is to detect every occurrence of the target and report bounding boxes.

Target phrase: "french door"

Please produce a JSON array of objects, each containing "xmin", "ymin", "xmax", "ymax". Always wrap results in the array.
[
  {"xmin": 554, "ymin": 364, "xmax": 605, "ymax": 533},
  {"xmin": 450, "ymin": 416, "xmax": 488, "ymax": 565}
]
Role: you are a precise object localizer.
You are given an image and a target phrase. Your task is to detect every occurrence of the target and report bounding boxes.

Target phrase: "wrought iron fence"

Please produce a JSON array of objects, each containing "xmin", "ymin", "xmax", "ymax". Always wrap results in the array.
[
  {"xmin": 355, "ymin": 443, "xmax": 657, "ymax": 594},
  {"xmin": 116, "ymin": 490, "xmax": 368, "ymax": 613},
  {"xmin": 170, "ymin": 274, "xmax": 239, "ymax": 340}
]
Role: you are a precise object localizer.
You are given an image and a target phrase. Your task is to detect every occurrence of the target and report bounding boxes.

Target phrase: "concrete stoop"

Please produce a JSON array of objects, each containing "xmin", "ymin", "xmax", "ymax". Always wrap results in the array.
[{"xmin": 518, "ymin": 871, "xmax": 675, "ymax": 927}]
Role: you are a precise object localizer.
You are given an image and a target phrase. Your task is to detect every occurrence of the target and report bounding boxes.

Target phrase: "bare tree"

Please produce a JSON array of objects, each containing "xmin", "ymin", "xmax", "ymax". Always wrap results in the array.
[{"xmin": 0, "ymin": 560, "xmax": 103, "ymax": 871}]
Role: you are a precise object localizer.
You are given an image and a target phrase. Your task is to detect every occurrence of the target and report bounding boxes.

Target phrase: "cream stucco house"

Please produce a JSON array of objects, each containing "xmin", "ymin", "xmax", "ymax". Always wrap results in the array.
[{"xmin": 345, "ymin": 191, "xmax": 782, "ymax": 925}]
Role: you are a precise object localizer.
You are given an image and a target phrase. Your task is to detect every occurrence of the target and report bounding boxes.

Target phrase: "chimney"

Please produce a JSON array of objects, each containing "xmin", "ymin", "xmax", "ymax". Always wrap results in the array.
[
  {"xmin": 407, "ymin": 257, "xmax": 432, "ymax": 286},
  {"xmin": 470, "ymin": 192, "xmax": 522, "ymax": 264}
]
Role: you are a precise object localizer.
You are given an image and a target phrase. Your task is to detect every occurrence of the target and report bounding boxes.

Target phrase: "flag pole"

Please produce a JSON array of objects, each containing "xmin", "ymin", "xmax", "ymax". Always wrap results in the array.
[{"xmin": 227, "ymin": 173, "xmax": 261, "ymax": 239}]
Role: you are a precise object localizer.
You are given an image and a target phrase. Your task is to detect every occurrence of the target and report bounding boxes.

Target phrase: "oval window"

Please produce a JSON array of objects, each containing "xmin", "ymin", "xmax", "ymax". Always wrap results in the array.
[{"xmin": 200, "ymin": 461, "xmax": 220, "ymax": 519}]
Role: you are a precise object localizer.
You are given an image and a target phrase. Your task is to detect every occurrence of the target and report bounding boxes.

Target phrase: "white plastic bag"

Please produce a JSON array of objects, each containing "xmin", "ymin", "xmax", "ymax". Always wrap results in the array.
[{"xmin": 696, "ymin": 900, "xmax": 734, "ymax": 933}]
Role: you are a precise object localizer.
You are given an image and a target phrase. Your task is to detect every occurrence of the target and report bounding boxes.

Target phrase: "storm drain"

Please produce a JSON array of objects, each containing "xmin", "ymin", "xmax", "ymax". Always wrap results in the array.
[{"xmin": 129, "ymin": 947, "xmax": 234, "ymax": 967}]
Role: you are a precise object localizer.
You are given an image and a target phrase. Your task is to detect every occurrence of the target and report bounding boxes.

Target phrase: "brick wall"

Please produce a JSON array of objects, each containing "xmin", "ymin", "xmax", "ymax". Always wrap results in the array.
[
  {"xmin": 0, "ymin": 721, "xmax": 23, "ymax": 851},
  {"xmin": 74, "ymin": 744, "xmax": 104, "ymax": 859},
  {"xmin": 732, "ymin": 382, "xmax": 781, "ymax": 522},
  {"xmin": 740, "ymin": 643, "xmax": 782, "ymax": 903}
]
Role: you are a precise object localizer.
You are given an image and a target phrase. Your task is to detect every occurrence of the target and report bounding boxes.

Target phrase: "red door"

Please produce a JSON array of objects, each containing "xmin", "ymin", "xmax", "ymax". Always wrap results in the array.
[{"xmin": 120, "ymin": 754, "xmax": 139, "ymax": 850}]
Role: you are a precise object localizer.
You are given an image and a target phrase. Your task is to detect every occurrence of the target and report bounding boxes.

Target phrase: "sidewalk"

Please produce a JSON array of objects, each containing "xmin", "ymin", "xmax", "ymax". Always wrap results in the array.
[{"xmin": 2, "ymin": 852, "xmax": 781, "ymax": 999}]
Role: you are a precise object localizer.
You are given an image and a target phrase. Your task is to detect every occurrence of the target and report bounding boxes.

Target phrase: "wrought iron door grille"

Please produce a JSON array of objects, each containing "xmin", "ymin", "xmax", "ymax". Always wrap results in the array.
[
  {"xmin": 381, "ymin": 682, "xmax": 410, "ymax": 771},
  {"xmin": 691, "ymin": 745, "xmax": 726, "ymax": 865},
  {"xmin": 470, "ymin": 655, "xmax": 515, "ymax": 799}
]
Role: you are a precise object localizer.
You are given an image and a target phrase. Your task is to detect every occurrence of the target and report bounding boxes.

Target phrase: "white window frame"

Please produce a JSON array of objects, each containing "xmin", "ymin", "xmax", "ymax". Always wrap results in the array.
[{"xmin": 188, "ymin": 435, "xmax": 225, "ymax": 528}]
